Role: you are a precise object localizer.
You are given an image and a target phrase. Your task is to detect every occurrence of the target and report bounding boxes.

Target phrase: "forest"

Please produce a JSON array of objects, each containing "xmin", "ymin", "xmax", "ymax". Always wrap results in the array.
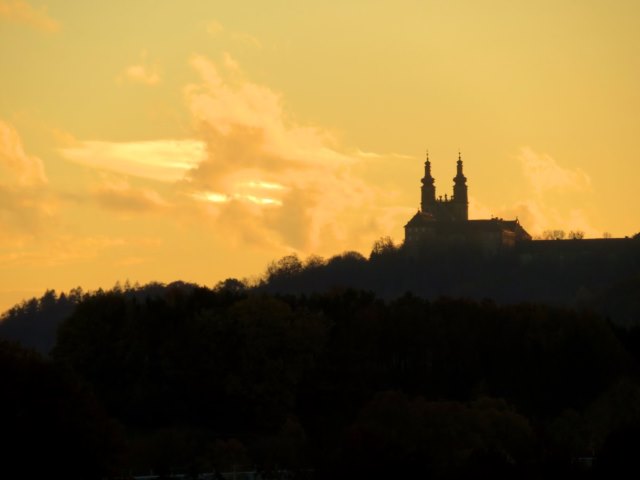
[{"xmin": 2, "ymin": 238, "xmax": 640, "ymax": 478}]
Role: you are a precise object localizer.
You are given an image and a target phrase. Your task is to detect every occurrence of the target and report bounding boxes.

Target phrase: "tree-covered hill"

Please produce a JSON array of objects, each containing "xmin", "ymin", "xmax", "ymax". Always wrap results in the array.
[
  {"xmin": 3, "ymin": 285, "xmax": 640, "ymax": 477},
  {"xmin": 2, "ymin": 238, "xmax": 640, "ymax": 476},
  {"xmin": 2, "ymin": 237, "xmax": 640, "ymax": 354}
]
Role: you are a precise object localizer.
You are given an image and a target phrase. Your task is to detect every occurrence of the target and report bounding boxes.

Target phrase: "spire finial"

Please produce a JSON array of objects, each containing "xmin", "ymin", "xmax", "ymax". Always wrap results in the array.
[
  {"xmin": 458, "ymin": 149, "xmax": 462, "ymax": 162},
  {"xmin": 426, "ymin": 149, "xmax": 430, "ymax": 163}
]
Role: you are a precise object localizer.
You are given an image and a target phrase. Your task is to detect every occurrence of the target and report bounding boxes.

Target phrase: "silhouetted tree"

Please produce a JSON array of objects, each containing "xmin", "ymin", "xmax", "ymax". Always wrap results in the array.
[
  {"xmin": 369, "ymin": 236, "xmax": 397, "ymax": 258},
  {"xmin": 543, "ymin": 229, "xmax": 566, "ymax": 240},
  {"xmin": 0, "ymin": 288, "xmax": 79, "ymax": 353},
  {"xmin": 214, "ymin": 277, "xmax": 247, "ymax": 293}
]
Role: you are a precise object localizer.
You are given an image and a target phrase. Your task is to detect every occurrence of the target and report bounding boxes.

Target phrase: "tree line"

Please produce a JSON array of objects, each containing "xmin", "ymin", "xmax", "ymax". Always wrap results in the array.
[{"xmin": 3, "ymin": 283, "xmax": 640, "ymax": 477}]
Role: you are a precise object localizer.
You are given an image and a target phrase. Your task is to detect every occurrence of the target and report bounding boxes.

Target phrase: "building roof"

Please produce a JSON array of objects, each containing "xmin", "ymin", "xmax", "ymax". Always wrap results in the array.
[
  {"xmin": 404, "ymin": 211, "xmax": 435, "ymax": 228},
  {"xmin": 405, "ymin": 214, "xmax": 531, "ymax": 239}
]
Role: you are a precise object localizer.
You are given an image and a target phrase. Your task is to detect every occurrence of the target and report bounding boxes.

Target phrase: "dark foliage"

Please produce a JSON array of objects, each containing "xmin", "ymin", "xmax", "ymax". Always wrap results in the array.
[
  {"xmin": 0, "ymin": 339, "xmax": 123, "ymax": 479},
  {"xmin": 34, "ymin": 286, "xmax": 640, "ymax": 477},
  {"xmin": 0, "ymin": 288, "xmax": 81, "ymax": 353},
  {"xmin": 0, "ymin": 281, "xmax": 201, "ymax": 354},
  {"xmin": 2, "ymin": 239, "xmax": 640, "ymax": 477},
  {"xmin": 256, "ymin": 240, "xmax": 640, "ymax": 326}
]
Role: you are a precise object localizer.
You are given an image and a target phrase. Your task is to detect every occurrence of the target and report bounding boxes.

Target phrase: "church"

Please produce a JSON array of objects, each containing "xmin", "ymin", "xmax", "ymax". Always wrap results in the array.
[{"xmin": 404, "ymin": 153, "xmax": 531, "ymax": 251}]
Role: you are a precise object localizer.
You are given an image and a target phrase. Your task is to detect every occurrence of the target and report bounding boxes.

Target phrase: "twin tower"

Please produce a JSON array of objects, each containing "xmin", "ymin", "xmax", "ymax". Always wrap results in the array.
[{"xmin": 420, "ymin": 152, "xmax": 468, "ymax": 222}]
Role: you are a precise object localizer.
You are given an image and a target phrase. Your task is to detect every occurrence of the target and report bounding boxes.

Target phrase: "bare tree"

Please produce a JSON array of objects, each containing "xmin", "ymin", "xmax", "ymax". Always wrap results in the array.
[
  {"xmin": 370, "ymin": 236, "xmax": 397, "ymax": 258},
  {"xmin": 542, "ymin": 230, "xmax": 566, "ymax": 240}
]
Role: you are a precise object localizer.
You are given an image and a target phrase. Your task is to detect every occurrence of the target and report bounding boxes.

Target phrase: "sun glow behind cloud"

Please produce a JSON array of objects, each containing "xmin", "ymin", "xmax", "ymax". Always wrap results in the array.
[
  {"xmin": 181, "ymin": 54, "xmax": 403, "ymax": 252},
  {"xmin": 52, "ymin": 53, "xmax": 410, "ymax": 256},
  {"xmin": 190, "ymin": 190, "xmax": 283, "ymax": 206}
]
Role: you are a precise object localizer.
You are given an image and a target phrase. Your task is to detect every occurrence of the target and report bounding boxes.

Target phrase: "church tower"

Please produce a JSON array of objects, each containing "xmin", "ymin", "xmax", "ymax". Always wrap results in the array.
[
  {"xmin": 452, "ymin": 152, "xmax": 468, "ymax": 221},
  {"xmin": 420, "ymin": 151, "xmax": 436, "ymax": 213}
]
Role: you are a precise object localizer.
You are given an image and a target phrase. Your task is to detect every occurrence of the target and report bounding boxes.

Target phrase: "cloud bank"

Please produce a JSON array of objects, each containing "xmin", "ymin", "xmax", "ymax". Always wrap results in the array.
[{"xmin": 182, "ymin": 54, "xmax": 398, "ymax": 253}]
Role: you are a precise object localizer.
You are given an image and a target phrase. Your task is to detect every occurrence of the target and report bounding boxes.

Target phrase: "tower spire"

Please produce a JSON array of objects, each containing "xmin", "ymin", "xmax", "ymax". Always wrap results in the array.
[
  {"xmin": 452, "ymin": 150, "xmax": 468, "ymax": 220},
  {"xmin": 421, "ymin": 148, "xmax": 436, "ymax": 212}
]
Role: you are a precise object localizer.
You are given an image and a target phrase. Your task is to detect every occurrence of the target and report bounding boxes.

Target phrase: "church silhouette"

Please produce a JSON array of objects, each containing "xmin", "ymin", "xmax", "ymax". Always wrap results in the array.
[{"xmin": 405, "ymin": 152, "xmax": 531, "ymax": 251}]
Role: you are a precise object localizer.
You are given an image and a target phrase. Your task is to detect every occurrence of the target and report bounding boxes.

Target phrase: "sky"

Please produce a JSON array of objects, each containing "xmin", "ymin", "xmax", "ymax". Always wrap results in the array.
[{"xmin": 1, "ymin": 0, "xmax": 639, "ymax": 311}]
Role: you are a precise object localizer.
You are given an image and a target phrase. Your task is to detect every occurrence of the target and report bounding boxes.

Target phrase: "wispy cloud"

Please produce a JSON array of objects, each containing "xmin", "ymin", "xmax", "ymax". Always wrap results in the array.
[
  {"xmin": 231, "ymin": 32, "xmax": 262, "ymax": 49},
  {"xmin": 0, "ymin": 0, "xmax": 59, "ymax": 32},
  {"xmin": 0, "ymin": 120, "xmax": 54, "ymax": 235},
  {"xmin": 518, "ymin": 147, "xmax": 591, "ymax": 194},
  {"xmin": 205, "ymin": 20, "xmax": 223, "ymax": 36},
  {"xmin": 356, "ymin": 149, "xmax": 415, "ymax": 160},
  {"xmin": 120, "ymin": 64, "xmax": 161, "ymax": 85},
  {"xmin": 470, "ymin": 147, "xmax": 598, "ymax": 237},
  {"xmin": 117, "ymin": 51, "xmax": 161, "ymax": 85},
  {"xmin": 0, "ymin": 234, "xmax": 161, "ymax": 268},
  {"xmin": 0, "ymin": 119, "xmax": 47, "ymax": 186},
  {"xmin": 471, "ymin": 196, "xmax": 599, "ymax": 238},
  {"xmin": 0, "ymin": 185, "xmax": 56, "ymax": 234},
  {"xmin": 60, "ymin": 139, "xmax": 206, "ymax": 182},
  {"xmin": 91, "ymin": 177, "xmax": 171, "ymax": 212},
  {"xmin": 204, "ymin": 19, "xmax": 262, "ymax": 49}
]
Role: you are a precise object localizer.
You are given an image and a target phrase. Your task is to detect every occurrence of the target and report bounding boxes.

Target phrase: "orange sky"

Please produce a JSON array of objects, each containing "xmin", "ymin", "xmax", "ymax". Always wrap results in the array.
[{"xmin": 1, "ymin": 0, "xmax": 639, "ymax": 311}]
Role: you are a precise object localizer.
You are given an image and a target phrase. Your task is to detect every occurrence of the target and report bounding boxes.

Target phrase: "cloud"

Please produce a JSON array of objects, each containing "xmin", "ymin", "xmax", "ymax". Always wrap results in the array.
[
  {"xmin": 0, "ymin": 0, "xmax": 59, "ymax": 32},
  {"xmin": 183, "ymin": 54, "xmax": 399, "ymax": 253},
  {"xmin": 205, "ymin": 20, "xmax": 223, "ymax": 36},
  {"xmin": 518, "ymin": 147, "xmax": 591, "ymax": 194},
  {"xmin": 205, "ymin": 19, "xmax": 262, "ymax": 49},
  {"xmin": 60, "ymin": 139, "xmax": 206, "ymax": 182},
  {"xmin": 231, "ymin": 32, "xmax": 262, "ymax": 49},
  {"xmin": 117, "ymin": 51, "xmax": 161, "ymax": 86},
  {"xmin": 514, "ymin": 147, "xmax": 597, "ymax": 235},
  {"xmin": 501, "ymin": 200, "xmax": 599, "ymax": 238},
  {"xmin": 91, "ymin": 177, "xmax": 171, "ymax": 212},
  {"xmin": 468, "ymin": 148, "xmax": 600, "ymax": 237},
  {"xmin": 57, "ymin": 55, "xmax": 411, "ymax": 254},
  {"xmin": 355, "ymin": 149, "xmax": 415, "ymax": 160},
  {"xmin": 0, "ymin": 185, "xmax": 55, "ymax": 234},
  {"xmin": 119, "ymin": 64, "xmax": 161, "ymax": 86},
  {"xmin": 0, "ymin": 120, "xmax": 53, "ymax": 235},
  {"xmin": 0, "ymin": 119, "xmax": 48, "ymax": 186},
  {"xmin": 470, "ymin": 170, "xmax": 599, "ymax": 239},
  {"xmin": 0, "ymin": 234, "xmax": 161, "ymax": 268}
]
